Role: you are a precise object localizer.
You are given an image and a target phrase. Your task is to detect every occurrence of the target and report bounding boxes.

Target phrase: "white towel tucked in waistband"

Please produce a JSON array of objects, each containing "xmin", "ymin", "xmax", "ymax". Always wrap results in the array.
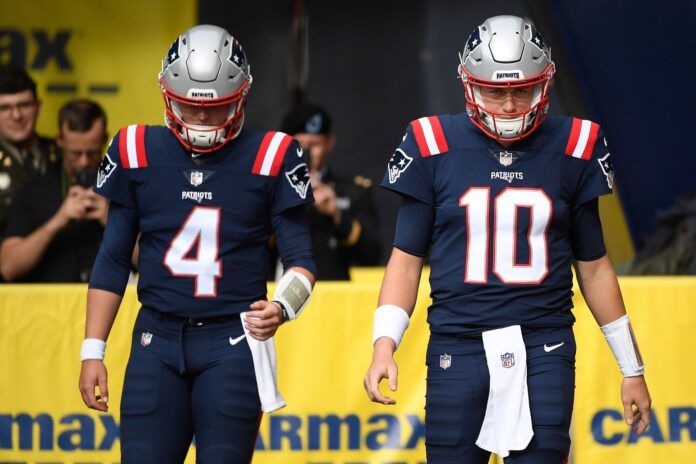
[
  {"xmin": 240, "ymin": 312, "xmax": 286, "ymax": 413},
  {"xmin": 475, "ymin": 325, "xmax": 533, "ymax": 458}
]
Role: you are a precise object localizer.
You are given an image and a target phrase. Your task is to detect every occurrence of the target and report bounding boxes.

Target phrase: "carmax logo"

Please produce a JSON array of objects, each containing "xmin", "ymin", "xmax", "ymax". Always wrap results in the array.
[
  {"xmin": 0, "ymin": 413, "xmax": 424, "ymax": 451},
  {"xmin": 592, "ymin": 407, "xmax": 696, "ymax": 444}
]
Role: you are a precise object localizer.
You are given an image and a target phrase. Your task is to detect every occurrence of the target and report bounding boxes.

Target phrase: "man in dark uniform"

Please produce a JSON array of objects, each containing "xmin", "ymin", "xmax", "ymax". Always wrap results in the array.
[
  {"xmin": 0, "ymin": 99, "xmax": 108, "ymax": 282},
  {"xmin": 281, "ymin": 103, "xmax": 382, "ymax": 279},
  {"xmin": 0, "ymin": 66, "xmax": 58, "ymax": 235}
]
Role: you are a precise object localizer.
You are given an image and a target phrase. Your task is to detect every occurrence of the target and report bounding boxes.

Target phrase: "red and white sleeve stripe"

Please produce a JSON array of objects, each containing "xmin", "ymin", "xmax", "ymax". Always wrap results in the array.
[
  {"xmin": 118, "ymin": 125, "xmax": 148, "ymax": 169},
  {"xmin": 564, "ymin": 118, "xmax": 600, "ymax": 160},
  {"xmin": 252, "ymin": 131, "xmax": 293, "ymax": 176},
  {"xmin": 411, "ymin": 116, "xmax": 449, "ymax": 157}
]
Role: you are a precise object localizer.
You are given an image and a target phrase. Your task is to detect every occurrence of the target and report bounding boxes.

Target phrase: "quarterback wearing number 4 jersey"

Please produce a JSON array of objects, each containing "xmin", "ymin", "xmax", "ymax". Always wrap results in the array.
[
  {"xmin": 364, "ymin": 15, "xmax": 651, "ymax": 464},
  {"xmin": 78, "ymin": 25, "xmax": 316, "ymax": 464}
]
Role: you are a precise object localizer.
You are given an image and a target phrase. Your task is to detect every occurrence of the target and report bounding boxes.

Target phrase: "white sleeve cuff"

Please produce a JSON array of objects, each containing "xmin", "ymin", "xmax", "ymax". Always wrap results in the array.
[
  {"xmin": 373, "ymin": 304, "xmax": 410, "ymax": 350},
  {"xmin": 600, "ymin": 314, "xmax": 645, "ymax": 377},
  {"xmin": 81, "ymin": 338, "xmax": 106, "ymax": 361}
]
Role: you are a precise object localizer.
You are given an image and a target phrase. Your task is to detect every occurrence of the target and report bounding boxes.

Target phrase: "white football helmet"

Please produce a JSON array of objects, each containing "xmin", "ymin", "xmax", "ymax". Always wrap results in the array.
[
  {"xmin": 159, "ymin": 25, "xmax": 252, "ymax": 153},
  {"xmin": 458, "ymin": 15, "xmax": 555, "ymax": 141}
]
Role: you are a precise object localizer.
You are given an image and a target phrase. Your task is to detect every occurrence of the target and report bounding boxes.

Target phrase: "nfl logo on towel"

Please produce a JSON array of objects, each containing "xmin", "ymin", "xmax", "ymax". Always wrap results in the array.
[
  {"xmin": 141, "ymin": 331, "xmax": 153, "ymax": 347},
  {"xmin": 440, "ymin": 353, "xmax": 452, "ymax": 370},
  {"xmin": 501, "ymin": 352, "xmax": 515, "ymax": 368}
]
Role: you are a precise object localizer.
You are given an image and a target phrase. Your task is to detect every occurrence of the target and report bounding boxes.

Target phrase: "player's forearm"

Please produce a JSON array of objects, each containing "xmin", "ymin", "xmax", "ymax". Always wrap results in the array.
[
  {"xmin": 574, "ymin": 255, "xmax": 627, "ymax": 326},
  {"xmin": 85, "ymin": 288, "xmax": 122, "ymax": 341},
  {"xmin": 378, "ymin": 247, "xmax": 424, "ymax": 316},
  {"xmin": 0, "ymin": 219, "xmax": 62, "ymax": 281},
  {"xmin": 288, "ymin": 266, "xmax": 316, "ymax": 287}
]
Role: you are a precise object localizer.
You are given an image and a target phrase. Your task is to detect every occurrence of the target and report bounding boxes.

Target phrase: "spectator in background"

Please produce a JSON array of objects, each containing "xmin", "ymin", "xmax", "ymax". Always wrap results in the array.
[
  {"xmin": 281, "ymin": 103, "xmax": 382, "ymax": 280},
  {"xmin": 0, "ymin": 99, "xmax": 108, "ymax": 282},
  {"xmin": 0, "ymin": 66, "xmax": 58, "ymax": 235}
]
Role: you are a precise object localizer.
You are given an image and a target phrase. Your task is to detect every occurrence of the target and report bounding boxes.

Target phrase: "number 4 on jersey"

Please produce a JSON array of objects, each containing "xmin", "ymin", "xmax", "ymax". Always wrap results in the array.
[{"xmin": 164, "ymin": 206, "xmax": 222, "ymax": 297}]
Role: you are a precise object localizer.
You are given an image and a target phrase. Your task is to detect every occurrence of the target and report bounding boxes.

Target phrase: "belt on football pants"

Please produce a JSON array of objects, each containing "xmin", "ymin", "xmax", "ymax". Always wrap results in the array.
[
  {"xmin": 430, "ymin": 325, "xmax": 561, "ymax": 341},
  {"xmin": 141, "ymin": 307, "xmax": 241, "ymax": 374}
]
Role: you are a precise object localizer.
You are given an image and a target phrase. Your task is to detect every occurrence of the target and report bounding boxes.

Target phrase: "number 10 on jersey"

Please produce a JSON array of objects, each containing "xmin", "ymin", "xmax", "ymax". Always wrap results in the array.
[
  {"xmin": 164, "ymin": 206, "xmax": 222, "ymax": 297},
  {"xmin": 459, "ymin": 187, "xmax": 552, "ymax": 285}
]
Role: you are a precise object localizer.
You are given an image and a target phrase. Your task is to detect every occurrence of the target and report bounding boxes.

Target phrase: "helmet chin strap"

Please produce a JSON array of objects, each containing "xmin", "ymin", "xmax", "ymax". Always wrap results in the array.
[{"xmin": 181, "ymin": 124, "xmax": 226, "ymax": 149}]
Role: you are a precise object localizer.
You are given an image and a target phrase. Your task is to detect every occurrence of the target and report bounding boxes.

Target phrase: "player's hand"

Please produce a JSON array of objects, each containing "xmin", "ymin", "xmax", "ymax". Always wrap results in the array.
[
  {"xmin": 84, "ymin": 188, "xmax": 109, "ymax": 226},
  {"xmin": 79, "ymin": 359, "xmax": 109, "ymax": 412},
  {"xmin": 621, "ymin": 375, "xmax": 651, "ymax": 435},
  {"xmin": 245, "ymin": 300, "xmax": 283, "ymax": 341},
  {"xmin": 53, "ymin": 186, "xmax": 88, "ymax": 228},
  {"xmin": 364, "ymin": 337, "xmax": 399, "ymax": 405}
]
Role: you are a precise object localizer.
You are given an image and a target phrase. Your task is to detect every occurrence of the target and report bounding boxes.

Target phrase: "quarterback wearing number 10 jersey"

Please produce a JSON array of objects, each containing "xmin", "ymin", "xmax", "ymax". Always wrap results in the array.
[
  {"xmin": 383, "ymin": 112, "xmax": 614, "ymax": 335},
  {"xmin": 93, "ymin": 125, "xmax": 313, "ymax": 315}
]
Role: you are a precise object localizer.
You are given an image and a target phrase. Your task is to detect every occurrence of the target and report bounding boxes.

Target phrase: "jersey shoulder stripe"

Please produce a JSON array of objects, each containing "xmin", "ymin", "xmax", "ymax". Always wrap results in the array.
[
  {"xmin": 411, "ymin": 116, "xmax": 449, "ymax": 157},
  {"xmin": 564, "ymin": 118, "xmax": 600, "ymax": 160},
  {"xmin": 252, "ymin": 131, "xmax": 293, "ymax": 176},
  {"xmin": 118, "ymin": 124, "xmax": 148, "ymax": 169}
]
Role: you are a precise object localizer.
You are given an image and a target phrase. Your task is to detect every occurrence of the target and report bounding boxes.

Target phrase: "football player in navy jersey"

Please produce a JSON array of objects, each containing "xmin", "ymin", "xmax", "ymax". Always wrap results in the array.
[
  {"xmin": 78, "ymin": 25, "xmax": 316, "ymax": 463},
  {"xmin": 364, "ymin": 15, "xmax": 651, "ymax": 463}
]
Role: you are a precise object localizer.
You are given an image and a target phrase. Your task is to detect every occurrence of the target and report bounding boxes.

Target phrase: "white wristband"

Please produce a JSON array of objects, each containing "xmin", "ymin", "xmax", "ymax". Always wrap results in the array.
[
  {"xmin": 373, "ymin": 304, "xmax": 410, "ymax": 350},
  {"xmin": 600, "ymin": 315, "xmax": 645, "ymax": 377},
  {"xmin": 273, "ymin": 270, "xmax": 313, "ymax": 320},
  {"xmin": 81, "ymin": 338, "xmax": 106, "ymax": 361}
]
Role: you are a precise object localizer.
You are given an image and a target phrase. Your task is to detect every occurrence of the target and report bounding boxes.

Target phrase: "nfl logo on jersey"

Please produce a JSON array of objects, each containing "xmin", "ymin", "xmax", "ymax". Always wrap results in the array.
[
  {"xmin": 499, "ymin": 151, "xmax": 514, "ymax": 166},
  {"xmin": 501, "ymin": 352, "xmax": 515, "ymax": 368},
  {"xmin": 140, "ymin": 331, "xmax": 153, "ymax": 347},
  {"xmin": 440, "ymin": 353, "xmax": 452, "ymax": 370},
  {"xmin": 190, "ymin": 171, "xmax": 204, "ymax": 187}
]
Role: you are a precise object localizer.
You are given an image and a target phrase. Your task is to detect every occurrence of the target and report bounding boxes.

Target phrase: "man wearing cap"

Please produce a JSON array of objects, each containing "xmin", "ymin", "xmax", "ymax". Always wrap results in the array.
[{"xmin": 281, "ymin": 103, "xmax": 382, "ymax": 280}]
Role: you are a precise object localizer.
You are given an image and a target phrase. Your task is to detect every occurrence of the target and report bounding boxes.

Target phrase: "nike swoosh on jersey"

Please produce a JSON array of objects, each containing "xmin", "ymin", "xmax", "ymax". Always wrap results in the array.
[
  {"xmin": 544, "ymin": 342, "xmax": 564, "ymax": 352},
  {"xmin": 229, "ymin": 334, "xmax": 246, "ymax": 346}
]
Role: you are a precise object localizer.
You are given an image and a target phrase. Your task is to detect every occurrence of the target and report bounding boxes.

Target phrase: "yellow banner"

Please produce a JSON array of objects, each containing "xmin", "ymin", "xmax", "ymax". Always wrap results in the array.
[
  {"xmin": 1, "ymin": 276, "xmax": 694, "ymax": 463},
  {"xmin": 0, "ymin": 0, "xmax": 196, "ymax": 139}
]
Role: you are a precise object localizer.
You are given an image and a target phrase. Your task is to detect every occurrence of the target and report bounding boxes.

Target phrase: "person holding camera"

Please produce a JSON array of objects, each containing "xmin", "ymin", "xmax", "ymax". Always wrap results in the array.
[{"xmin": 0, "ymin": 99, "xmax": 108, "ymax": 282}]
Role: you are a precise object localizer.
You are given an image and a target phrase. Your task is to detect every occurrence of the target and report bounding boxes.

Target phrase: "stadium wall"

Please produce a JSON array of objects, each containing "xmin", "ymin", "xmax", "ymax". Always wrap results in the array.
[{"xmin": 1, "ymin": 274, "xmax": 694, "ymax": 463}]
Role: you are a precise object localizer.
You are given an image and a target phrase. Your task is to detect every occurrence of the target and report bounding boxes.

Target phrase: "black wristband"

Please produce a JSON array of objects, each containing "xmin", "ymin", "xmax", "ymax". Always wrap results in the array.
[{"xmin": 273, "ymin": 300, "xmax": 290, "ymax": 322}]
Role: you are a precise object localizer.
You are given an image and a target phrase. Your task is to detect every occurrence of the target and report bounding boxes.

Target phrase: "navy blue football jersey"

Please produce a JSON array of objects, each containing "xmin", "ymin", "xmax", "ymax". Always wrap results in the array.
[
  {"xmin": 95, "ymin": 125, "xmax": 313, "ymax": 317},
  {"xmin": 382, "ymin": 114, "xmax": 614, "ymax": 334}
]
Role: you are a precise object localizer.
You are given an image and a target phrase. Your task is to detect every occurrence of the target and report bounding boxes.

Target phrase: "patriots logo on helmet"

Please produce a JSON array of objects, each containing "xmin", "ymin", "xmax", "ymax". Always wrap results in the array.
[
  {"xmin": 96, "ymin": 153, "xmax": 117, "ymax": 188},
  {"xmin": 164, "ymin": 38, "xmax": 180, "ymax": 69},
  {"xmin": 466, "ymin": 27, "xmax": 483, "ymax": 52},
  {"xmin": 285, "ymin": 163, "xmax": 310, "ymax": 199},
  {"xmin": 598, "ymin": 152, "xmax": 614, "ymax": 189},
  {"xmin": 388, "ymin": 148, "xmax": 413, "ymax": 184},
  {"xmin": 530, "ymin": 25, "xmax": 547, "ymax": 52},
  {"xmin": 229, "ymin": 39, "xmax": 247, "ymax": 68}
]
